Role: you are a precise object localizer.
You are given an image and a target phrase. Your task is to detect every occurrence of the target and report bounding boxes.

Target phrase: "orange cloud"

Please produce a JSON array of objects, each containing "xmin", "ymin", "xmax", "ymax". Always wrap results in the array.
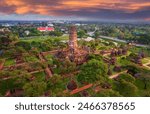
[
  {"xmin": 61, "ymin": 0, "xmax": 150, "ymax": 11},
  {"xmin": 5, "ymin": 0, "xmax": 25, "ymax": 6},
  {"xmin": 129, "ymin": 2, "xmax": 150, "ymax": 11},
  {"xmin": 145, "ymin": 18, "xmax": 150, "ymax": 21},
  {"xmin": 0, "ymin": 0, "xmax": 150, "ymax": 21},
  {"xmin": 1, "ymin": 0, "xmax": 149, "ymax": 15}
]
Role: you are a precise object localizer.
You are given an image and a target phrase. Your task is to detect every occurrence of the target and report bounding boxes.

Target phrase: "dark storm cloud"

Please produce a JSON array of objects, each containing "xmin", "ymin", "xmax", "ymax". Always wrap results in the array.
[{"xmin": 54, "ymin": 7, "xmax": 150, "ymax": 20}]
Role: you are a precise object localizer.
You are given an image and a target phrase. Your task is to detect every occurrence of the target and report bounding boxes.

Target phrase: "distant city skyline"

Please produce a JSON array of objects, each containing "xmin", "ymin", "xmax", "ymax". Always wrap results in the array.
[{"xmin": 0, "ymin": 0, "xmax": 150, "ymax": 22}]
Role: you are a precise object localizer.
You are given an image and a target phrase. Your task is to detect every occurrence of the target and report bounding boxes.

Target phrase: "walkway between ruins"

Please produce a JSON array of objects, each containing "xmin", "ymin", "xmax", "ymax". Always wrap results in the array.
[
  {"xmin": 109, "ymin": 70, "xmax": 128, "ymax": 79},
  {"xmin": 64, "ymin": 84, "xmax": 93, "ymax": 95},
  {"xmin": 0, "ymin": 59, "xmax": 5, "ymax": 70},
  {"xmin": 70, "ymin": 84, "xmax": 93, "ymax": 95},
  {"xmin": 143, "ymin": 60, "xmax": 150, "ymax": 70},
  {"xmin": 38, "ymin": 53, "xmax": 53, "ymax": 78}
]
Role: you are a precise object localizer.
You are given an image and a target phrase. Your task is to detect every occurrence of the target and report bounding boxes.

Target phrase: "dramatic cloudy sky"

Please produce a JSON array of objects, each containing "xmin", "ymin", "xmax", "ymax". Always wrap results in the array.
[{"xmin": 0, "ymin": 0, "xmax": 150, "ymax": 21}]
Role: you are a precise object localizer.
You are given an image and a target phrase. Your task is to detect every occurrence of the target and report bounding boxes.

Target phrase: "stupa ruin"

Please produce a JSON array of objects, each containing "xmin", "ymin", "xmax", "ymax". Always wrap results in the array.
[
  {"xmin": 55, "ymin": 25, "xmax": 88, "ymax": 64},
  {"xmin": 68, "ymin": 25, "xmax": 78, "ymax": 52}
]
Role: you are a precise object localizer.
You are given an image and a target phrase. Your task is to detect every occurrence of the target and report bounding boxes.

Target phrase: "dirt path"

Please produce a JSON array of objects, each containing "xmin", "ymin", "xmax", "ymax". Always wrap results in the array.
[
  {"xmin": 63, "ymin": 84, "xmax": 93, "ymax": 95},
  {"xmin": 38, "ymin": 53, "xmax": 53, "ymax": 78},
  {"xmin": 42, "ymin": 50, "xmax": 58, "ymax": 56},
  {"xmin": 0, "ymin": 76, "xmax": 13, "ymax": 81},
  {"xmin": 29, "ymin": 69, "xmax": 45, "ymax": 74},
  {"xmin": 1, "ymin": 69, "xmax": 45, "ymax": 81},
  {"xmin": 0, "ymin": 59, "xmax": 5, "ymax": 70},
  {"xmin": 143, "ymin": 61, "xmax": 150, "ymax": 69},
  {"xmin": 70, "ymin": 84, "xmax": 93, "ymax": 95},
  {"xmin": 109, "ymin": 70, "xmax": 128, "ymax": 79},
  {"xmin": 3, "ymin": 63, "xmax": 26, "ymax": 69},
  {"xmin": 38, "ymin": 54, "xmax": 45, "ymax": 62},
  {"xmin": 45, "ymin": 68, "xmax": 52, "ymax": 78}
]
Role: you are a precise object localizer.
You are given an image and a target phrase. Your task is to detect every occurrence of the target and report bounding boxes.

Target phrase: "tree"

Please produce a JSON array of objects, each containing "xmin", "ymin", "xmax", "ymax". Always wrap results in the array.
[
  {"xmin": 0, "ymin": 32, "xmax": 19, "ymax": 49},
  {"xmin": 49, "ymin": 31, "xmax": 63, "ymax": 37},
  {"xmin": 117, "ymin": 73, "xmax": 135, "ymax": 83},
  {"xmin": 27, "ymin": 62, "xmax": 44, "ymax": 72},
  {"xmin": 77, "ymin": 30, "xmax": 86, "ymax": 38},
  {"xmin": 47, "ymin": 74, "xmax": 67, "ymax": 96},
  {"xmin": 126, "ymin": 64, "xmax": 142, "ymax": 76},
  {"xmin": 88, "ymin": 54, "xmax": 103, "ymax": 61},
  {"xmin": 29, "ymin": 28, "xmax": 42, "ymax": 36},
  {"xmin": 95, "ymin": 89, "xmax": 121, "ymax": 97},
  {"xmin": 142, "ymin": 90, "xmax": 150, "ymax": 97},
  {"xmin": 93, "ymin": 30, "xmax": 100, "ymax": 40},
  {"xmin": 114, "ymin": 79, "xmax": 138, "ymax": 97},
  {"xmin": 23, "ymin": 80, "xmax": 47, "ymax": 97},
  {"xmin": 77, "ymin": 59, "xmax": 108, "ymax": 84},
  {"xmin": 52, "ymin": 59, "xmax": 76, "ymax": 74},
  {"xmin": 138, "ymin": 73, "xmax": 150, "ymax": 90},
  {"xmin": 15, "ymin": 71, "xmax": 33, "ymax": 85},
  {"xmin": 0, "ymin": 78, "xmax": 16, "ymax": 96},
  {"xmin": 29, "ymin": 48, "xmax": 39, "ymax": 56},
  {"xmin": 137, "ymin": 34, "xmax": 150, "ymax": 45},
  {"xmin": 15, "ymin": 41, "xmax": 31, "ymax": 51}
]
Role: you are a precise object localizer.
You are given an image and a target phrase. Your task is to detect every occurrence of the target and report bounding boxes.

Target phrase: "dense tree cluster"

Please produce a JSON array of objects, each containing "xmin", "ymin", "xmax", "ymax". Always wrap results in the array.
[
  {"xmin": 0, "ymin": 31, "xmax": 19, "ymax": 49},
  {"xmin": 77, "ymin": 59, "xmax": 108, "ymax": 84}
]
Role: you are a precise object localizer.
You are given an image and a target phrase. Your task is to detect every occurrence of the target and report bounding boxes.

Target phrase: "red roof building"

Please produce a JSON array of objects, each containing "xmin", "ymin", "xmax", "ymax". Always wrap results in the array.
[{"xmin": 37, "ymin": 27, "xmax": 54, "ymax": 32}]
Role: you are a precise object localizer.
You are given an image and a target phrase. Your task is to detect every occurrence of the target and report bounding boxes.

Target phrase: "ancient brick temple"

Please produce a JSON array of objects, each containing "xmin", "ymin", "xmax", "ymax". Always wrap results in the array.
[
  {"xmin": 68, "ymin": 25, "xmax": 78, "ymax": 53},
  {"xmin": 54, "ymin": 25, "xmax": 88, "ymax": 65},
  {"xmin": 67, "ymin": 25, "xmax": 88, "ymax": 64}
]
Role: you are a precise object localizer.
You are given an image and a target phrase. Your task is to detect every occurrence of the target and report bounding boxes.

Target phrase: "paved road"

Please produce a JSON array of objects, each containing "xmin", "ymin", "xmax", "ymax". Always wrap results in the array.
[{"xmin": 99, "ymin": 35, "xmax": 149, "ymax": 48}]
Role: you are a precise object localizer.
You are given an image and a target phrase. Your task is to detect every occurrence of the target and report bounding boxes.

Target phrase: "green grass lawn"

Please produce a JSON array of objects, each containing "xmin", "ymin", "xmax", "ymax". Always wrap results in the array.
[
  {"xmin": 4, "ymin": 58, "xmax": 15, "ymax": 67},
  {"xmin": 20, "ymin": 35, "xmax": 69, "ymax": 43}
]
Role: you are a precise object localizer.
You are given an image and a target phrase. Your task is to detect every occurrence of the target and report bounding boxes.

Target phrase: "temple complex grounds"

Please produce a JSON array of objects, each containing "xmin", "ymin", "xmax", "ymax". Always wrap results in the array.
[{"xmin": 0, "ymin": 26, "xmax": 150, "ymax": 97}]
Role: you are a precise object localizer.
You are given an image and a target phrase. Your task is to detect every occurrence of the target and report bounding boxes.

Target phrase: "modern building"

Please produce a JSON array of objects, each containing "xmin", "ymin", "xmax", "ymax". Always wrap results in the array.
[{"xmin": 37, "ymin": 27, "xmax": 54, "ymax": 32}]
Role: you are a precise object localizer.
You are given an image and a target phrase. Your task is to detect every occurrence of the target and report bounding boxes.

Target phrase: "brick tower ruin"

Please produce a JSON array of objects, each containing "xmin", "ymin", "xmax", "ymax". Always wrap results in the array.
[
  {"xmin": 55, "ymin": 25, "xmax": 88, "ymax": 64},
  {"xmin": 68, "ymin": 25, "xmax": 78, "ymax": 53}
]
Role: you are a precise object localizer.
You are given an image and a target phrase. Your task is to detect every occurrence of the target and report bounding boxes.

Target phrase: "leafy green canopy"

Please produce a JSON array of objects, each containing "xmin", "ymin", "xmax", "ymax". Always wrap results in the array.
[{"xmin": 77, "ymin": 59, "xmax": 108, "ymax": 84}]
